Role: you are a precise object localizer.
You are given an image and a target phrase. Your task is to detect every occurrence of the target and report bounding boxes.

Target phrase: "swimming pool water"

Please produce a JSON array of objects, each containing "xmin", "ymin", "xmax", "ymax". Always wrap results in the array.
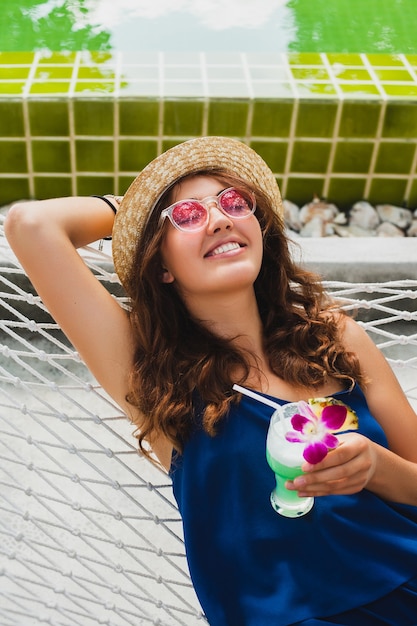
[
  {"xmin": 286, "ymin": 0, "xmax": 417, "ymax": 54},
  {"xmin": 2, "ymin": 0, "xmax": 417, "ymax": 54}
]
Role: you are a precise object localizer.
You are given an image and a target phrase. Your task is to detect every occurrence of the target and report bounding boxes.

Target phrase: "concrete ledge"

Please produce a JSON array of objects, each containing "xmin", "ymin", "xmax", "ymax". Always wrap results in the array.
[{"xmin": 290, "ymin": 236, "xmax": 417, "ymax": 281}]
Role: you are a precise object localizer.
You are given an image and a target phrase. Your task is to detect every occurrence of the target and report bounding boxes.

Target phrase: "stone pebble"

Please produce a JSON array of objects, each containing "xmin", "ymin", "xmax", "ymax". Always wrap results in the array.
[{"xmin": 283, "ymin": 197, "xmax": 417, "ymax": 237}]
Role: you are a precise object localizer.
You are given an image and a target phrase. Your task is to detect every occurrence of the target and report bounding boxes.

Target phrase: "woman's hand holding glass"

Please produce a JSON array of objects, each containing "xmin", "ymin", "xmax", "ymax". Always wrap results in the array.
[{"xmin": 288, "ymin": 433, "xmax": 378, "ymax": 497}]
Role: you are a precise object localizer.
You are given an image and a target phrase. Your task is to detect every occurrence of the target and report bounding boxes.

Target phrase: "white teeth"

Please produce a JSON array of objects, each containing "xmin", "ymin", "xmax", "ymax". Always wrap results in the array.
[{"xmin": 211, "ymin": 242, "xmax": 241, "ymax": 256}]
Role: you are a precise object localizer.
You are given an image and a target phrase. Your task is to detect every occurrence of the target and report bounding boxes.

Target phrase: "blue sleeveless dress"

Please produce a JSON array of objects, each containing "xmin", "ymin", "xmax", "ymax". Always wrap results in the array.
[{"xmin": 170, "ymin": 384, "xmax": 417, "ymax": 625}]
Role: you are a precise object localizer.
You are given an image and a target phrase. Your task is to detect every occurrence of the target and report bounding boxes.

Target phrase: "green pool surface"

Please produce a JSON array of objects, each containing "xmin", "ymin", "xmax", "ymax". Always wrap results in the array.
[{"xmin": 2, "ymin": 0, "xmax": 417, "ymax": 54}]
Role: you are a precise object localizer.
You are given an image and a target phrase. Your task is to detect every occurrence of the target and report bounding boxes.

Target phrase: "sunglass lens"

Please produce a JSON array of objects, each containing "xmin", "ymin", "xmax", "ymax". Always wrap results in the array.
[
  {"xmin": 171, "ymin": 201, "xmax": 207, "ymax": 230},
  {"xmin": 220, "ymin": 189, "xmax": 253, "ymax": 217}
]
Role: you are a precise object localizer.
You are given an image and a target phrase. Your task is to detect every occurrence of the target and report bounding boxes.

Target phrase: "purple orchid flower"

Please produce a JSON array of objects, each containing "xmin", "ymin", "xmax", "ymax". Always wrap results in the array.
[{"xmin": 285, "ymin": 401, "xmax": 347, "ymax": 464}]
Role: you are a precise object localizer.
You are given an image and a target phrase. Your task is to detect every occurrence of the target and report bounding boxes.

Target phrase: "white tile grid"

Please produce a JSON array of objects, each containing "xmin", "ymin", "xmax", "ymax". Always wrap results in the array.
[
  {"xmin": 198, "ymin": 55, "xmax": 211, "ymax": 137},
  {"xmin": 326, "ymin": 58, "xmax": 396, "ymax": 96},
  {"xmin": 248, "ymin": 103, "xmax": 416, "ymax": 205},
  {"xmin": 362, "ymin": 53, "xmax": 417, "ymax": 98},
  {"xmin": 405, "ymin": 140, "xmax": 417, "ymax": 203},
  {"xmin": 21, "ymin": 52, "xmax": 41, "ymax": 99},
  {"xmin": 22, "ymin": 99, "xmax": 34, "ymax": 198},
  {"xmin": 68, "ymin": 98, "xmax": 77, "ymax": 195},
  {"xmin": 0, "ymin": 116, "xmax": 417, "ymax": 198},
  {"xmin": 198, "ymin": 53, "xmax": 249, "ymax": 99},
  {"xmin": 157, "ymin": 51, "xmax": 165, "ymax": 100},
  {"xmin": 365, "ymin": 98, "xmax": 398, "ymax": 200},
  {"xmin": 2, "ymin": 51, "xmax": 417, "ymax": 202},
  {"xmin": 0, "ymin": 73, "xmax": 24, "ymax": 92},
  {"xmin": 250, "ymin": 57, "xmax": 339, "ymax": 200},
  {"xmin": 287, "ymin": 55, "xmax": 417, "ymax": 100},
  {"xmin": 111, "ymin": 51, "xmax": 123, "ymax": 101},
  {"xmin": 240, "ymin": 53, "xmax": 256, "ymax": 138},
  {"xmin": 240, "ymin": 52, "xmax": 254, "ymax": 101},
  {"xmin": 401, "ymin": 53, "xmax": 417, "ymax": 83},
  {"xmin": 2, "ymin": 51, "xmax": 417, "ymax": 99},
  {"xmin": 158, "ymin": 52, "xmax": 293, "ymax": 98},
  {"xmin": 19, "ymin": 51, "xmax": 78, "ymax": 98},
  {"xmin": 68, "ymin": 54, "xmax": 81, "ymax": 97},
  {"xmin": 322, "ymin": 99, "xmax": 344, "ymax": 200},
  {"xmin": 320, "ymin": 53, "xmax": 344, "ymax": 99},
  {"xmin": 156, "ymin": 77, "xmax": 165, "ymax": 157},
  {"xmin": 287, "ymin": 58, "xmax": 365, "ymax": 99},
  {"xmin": 199, "ymin": 52, "xmax": 210, "ymax": 100},
  {"xmin": 73, "ymin": 50, "xmax": 118, "ymax": 96},
  {"xmin": 249, "ymin": 53, "xmax": 295, "ymax": 99},
  {"xmin": 113, "ymin": 104, "xmax": 120, "ymax": 196},
  {"xmin": 26, "ymin": 52, "xmax": 119, "ymax": 98},
  {"xmin": 278, "ymin": 59, "xmax": 299, "ymax": 202},
  {"xmin": 360, "ymin": 53, "xmax": 388, "ymax": 100},
  {"xmin": 319, "ymin": 54, "xmax": 345, "ymax": 200},
  {"xmin": 2, "ymin": 105, "xmax": 417, "ymax": 202}
]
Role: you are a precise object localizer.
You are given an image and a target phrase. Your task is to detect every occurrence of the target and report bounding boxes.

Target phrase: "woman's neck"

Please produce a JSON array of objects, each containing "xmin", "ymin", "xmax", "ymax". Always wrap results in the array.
[{"xmin": 184, "ymin": 288, "xmax": 264, "ymax": 354}]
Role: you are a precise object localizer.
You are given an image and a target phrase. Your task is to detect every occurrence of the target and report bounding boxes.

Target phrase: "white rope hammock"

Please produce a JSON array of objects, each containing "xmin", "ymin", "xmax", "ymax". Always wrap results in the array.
[{"xmin": 0, "ymin": 211, "xmax": 416, "ymax": 625}]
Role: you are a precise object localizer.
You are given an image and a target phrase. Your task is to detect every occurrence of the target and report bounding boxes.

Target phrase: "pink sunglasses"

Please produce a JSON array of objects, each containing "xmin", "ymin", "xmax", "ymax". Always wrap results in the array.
[{"xmin": 160, "ymin": 187, "xmax": 256, "ymax": 232}]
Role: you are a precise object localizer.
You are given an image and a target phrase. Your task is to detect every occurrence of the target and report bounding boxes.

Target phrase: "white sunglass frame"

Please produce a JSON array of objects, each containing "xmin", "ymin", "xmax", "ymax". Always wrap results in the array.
[{"xmin": 159, "ymin": 187, "xmax": 256, "ymax": 232}]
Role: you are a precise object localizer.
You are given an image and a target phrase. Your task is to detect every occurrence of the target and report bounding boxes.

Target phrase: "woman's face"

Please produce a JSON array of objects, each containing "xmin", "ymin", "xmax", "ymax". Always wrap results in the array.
[{"xmin": 159, "ymin": 175, "xmax": 263, "ymax": 304}]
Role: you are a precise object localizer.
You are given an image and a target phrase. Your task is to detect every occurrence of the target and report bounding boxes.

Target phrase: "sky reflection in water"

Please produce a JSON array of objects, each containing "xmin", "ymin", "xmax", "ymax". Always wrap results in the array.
[{"xmin": 2, "ymin": 0, "xmax": 417, "ymax": 53}]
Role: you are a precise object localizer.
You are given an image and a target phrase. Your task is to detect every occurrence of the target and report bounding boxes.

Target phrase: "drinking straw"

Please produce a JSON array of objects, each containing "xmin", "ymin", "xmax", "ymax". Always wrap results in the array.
[{"xmin": 232, "ymin": 384, "xmax": 286, "ymax": 427}]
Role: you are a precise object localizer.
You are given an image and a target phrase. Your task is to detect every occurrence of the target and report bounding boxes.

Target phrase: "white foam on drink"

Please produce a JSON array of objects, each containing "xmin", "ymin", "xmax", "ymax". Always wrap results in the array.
[{"xmin": 267, "ymin": 413, "xmax": 306, "ymax": 467}]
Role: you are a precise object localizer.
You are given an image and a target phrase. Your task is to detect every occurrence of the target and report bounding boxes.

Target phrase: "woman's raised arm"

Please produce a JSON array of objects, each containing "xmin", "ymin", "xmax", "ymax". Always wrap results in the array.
[{"xmin": 4, "ymin": 196, "xmax": 135, "ymax": 414}]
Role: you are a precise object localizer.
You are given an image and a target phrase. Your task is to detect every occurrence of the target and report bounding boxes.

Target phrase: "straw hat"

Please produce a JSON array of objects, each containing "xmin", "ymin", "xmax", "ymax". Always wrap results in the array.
[{"xmin": 112, "ymin": 136, "xmax": 282, "ymax": 291}]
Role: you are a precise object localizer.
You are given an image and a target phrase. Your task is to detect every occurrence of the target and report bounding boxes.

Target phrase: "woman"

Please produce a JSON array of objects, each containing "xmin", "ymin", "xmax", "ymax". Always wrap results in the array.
[{"xmin": 5, "ymin": 136, "xmax": 417, "ymax": 625}]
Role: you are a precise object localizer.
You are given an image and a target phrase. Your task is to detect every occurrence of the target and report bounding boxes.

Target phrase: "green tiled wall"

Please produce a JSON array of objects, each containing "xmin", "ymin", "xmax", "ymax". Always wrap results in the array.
[{"xmin": 1, "ymin": 51, "xmax": 417, "ymax": 209}]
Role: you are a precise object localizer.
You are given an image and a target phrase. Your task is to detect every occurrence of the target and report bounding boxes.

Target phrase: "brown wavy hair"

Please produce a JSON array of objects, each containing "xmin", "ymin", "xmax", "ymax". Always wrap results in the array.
[{"xmin": 125, "ymin": 169, "xmax": 364, "ymax": 456}]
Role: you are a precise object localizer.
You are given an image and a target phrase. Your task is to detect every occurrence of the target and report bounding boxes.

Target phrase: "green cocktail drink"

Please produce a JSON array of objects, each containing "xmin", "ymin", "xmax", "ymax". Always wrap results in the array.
[{"xmin": 266, "ymin": 403, "xmax": 314, "ymax": 518}]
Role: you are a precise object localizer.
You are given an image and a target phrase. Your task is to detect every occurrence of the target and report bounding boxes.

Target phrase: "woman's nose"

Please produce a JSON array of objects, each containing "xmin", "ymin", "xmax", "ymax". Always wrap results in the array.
[{"xmin": 206, "ymin": 202, "xmax": 233, "ymax": 233}]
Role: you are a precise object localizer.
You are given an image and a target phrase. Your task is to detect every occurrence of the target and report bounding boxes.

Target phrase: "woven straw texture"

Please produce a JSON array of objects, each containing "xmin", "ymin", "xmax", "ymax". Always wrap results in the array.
[{"xmin": 112, "ymin": 136, "xmax": 282, "ymax": 291}]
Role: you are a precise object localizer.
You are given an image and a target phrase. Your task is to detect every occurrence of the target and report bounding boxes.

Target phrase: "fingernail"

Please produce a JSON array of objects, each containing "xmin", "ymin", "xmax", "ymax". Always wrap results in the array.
[{"xmin": 293, "ymin": 476, "xmax": 306, "ymax": 488}]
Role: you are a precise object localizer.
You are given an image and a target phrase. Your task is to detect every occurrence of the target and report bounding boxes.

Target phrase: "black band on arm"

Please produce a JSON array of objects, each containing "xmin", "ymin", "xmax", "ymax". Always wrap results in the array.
[{"xmin": 91, "ymin": 195, "xmax": 118, "ymax": 215}]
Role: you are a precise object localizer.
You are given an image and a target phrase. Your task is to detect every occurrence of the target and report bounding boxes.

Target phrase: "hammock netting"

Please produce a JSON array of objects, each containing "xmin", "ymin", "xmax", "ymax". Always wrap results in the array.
[{"xmin": 0, "ymin": 212, "xmax": 416, "ymax": 625}]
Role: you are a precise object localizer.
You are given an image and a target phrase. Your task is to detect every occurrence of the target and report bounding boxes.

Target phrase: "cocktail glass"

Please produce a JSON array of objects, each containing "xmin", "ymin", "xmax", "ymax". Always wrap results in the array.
[{"xmin": 266, "ymin": 402, "xmax": 314, "ymax": 518}]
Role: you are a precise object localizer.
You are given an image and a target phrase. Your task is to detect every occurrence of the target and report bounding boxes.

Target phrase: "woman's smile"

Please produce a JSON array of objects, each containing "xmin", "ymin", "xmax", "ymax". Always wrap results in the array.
[{"xmin": 204, "ymin": 239, "xmax": 246, "ymax": 258}]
